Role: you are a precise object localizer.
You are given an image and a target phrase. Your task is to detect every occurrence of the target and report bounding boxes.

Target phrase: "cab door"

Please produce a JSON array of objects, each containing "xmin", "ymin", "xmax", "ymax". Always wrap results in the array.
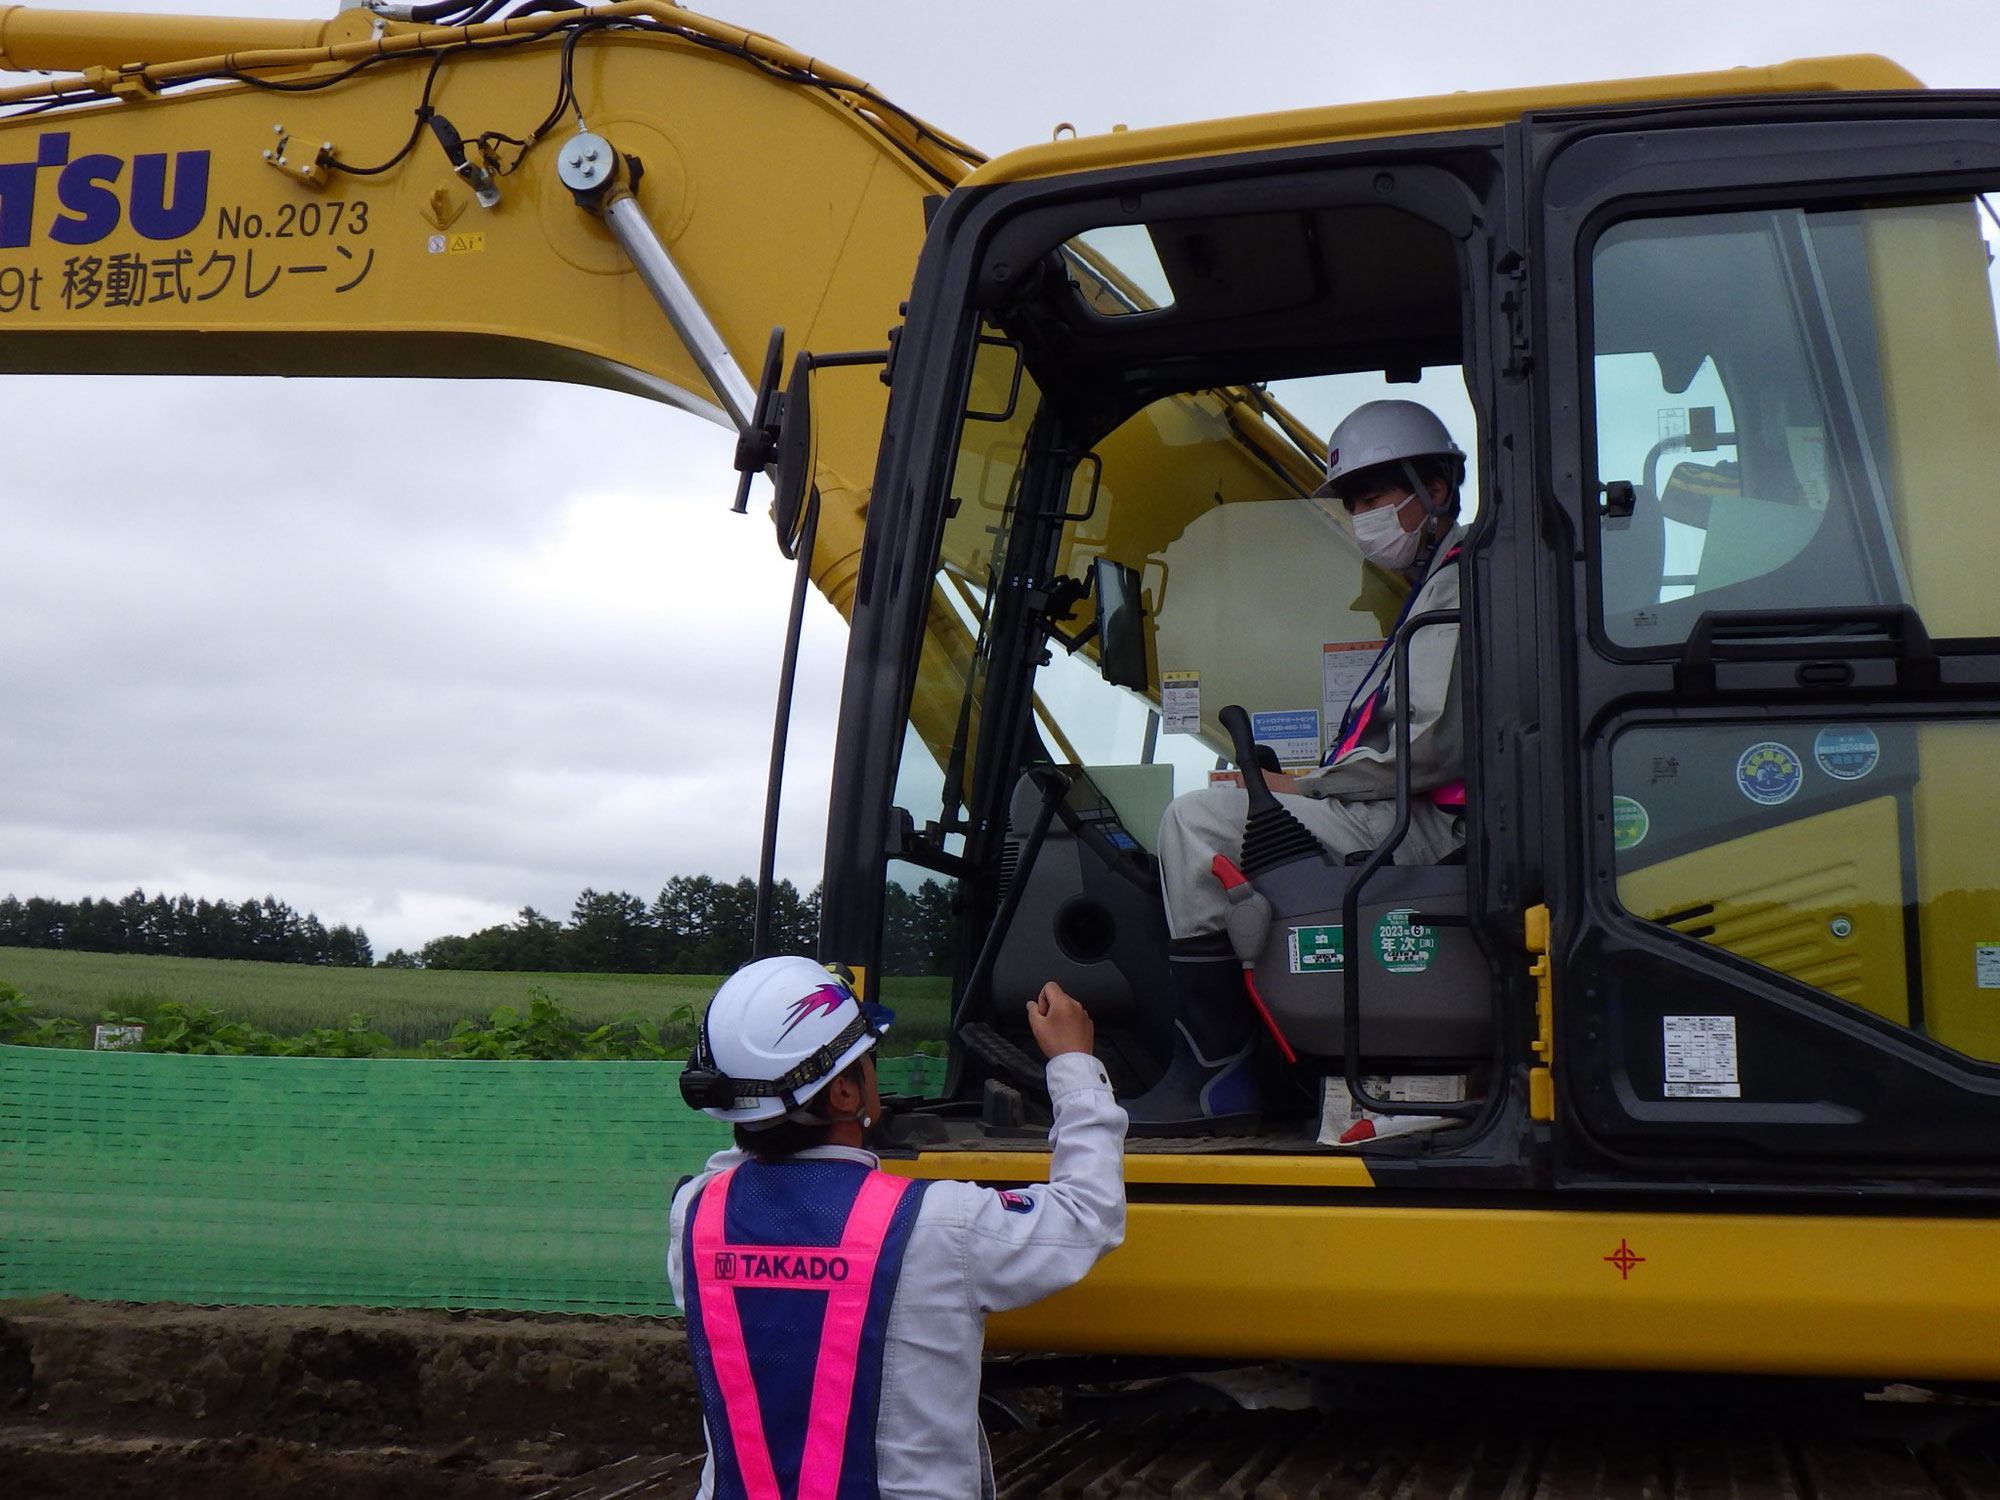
[{"xmin": 1527, "ymin": 94, "xmax": 2000, "ymax": 1182}]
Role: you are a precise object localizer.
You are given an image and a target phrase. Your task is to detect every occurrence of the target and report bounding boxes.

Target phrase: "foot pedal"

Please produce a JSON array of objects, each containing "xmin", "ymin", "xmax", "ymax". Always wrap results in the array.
[
  {"xmin": 960, "ymin": 1022, "xmax": 1049, "ymax": 1099},
  {"xmin": 979, "ymin": 1078, "xmax": 1051, "ymax": 1138},
  {"xmin": 982, "ymin": 1079, "xmax": 1025, "ymax": 1129}
]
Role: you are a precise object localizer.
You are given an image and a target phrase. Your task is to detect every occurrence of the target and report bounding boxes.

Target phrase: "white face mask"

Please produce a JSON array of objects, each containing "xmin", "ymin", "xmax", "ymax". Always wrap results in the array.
[{"xmin": 1350, "ymin": 494, "xmax": 1425, "ymax": 570}]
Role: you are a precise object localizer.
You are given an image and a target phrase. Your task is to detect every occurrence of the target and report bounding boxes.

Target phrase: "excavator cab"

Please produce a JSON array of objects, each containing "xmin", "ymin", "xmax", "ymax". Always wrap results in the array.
[
  {"xmin": 834, "ymin": 163, "xmax": 1505, "ymax": 1141},
  {"xmin": 804, "ymin": 60, "xmax": 2000, "ymax": 1366}
]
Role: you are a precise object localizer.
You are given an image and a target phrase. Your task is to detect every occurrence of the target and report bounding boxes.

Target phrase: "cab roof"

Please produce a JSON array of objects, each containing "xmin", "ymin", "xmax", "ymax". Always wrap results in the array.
[{"xmin": 965, "ymin": 55, "xmax": 1924, "ymax": 189}]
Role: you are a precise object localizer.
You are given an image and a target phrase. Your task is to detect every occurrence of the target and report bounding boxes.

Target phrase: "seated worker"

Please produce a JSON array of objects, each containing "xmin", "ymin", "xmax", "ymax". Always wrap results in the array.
[
  {"xmin": 669, "ymin": 957, "xmax": 1126, "ymax": 1499},
  {"xmin": 1127, "ymin": 399, "xmax": 1469, "ymax": 1131}
]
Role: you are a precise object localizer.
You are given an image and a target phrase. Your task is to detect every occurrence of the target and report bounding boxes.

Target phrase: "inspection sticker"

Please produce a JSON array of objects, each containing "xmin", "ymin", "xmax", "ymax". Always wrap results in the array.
[
  {"xmin": 1735, "ymin": 741, "xmax": 1803, "ymax": 806},
  {"xmin": 1373, "ymin": 909, "xmax": 1437, "ymax": 974},
  {"xmin": 1289, "ymin": 924, "xmax": 1345, "ymax": 974},
  {"xmin": 1611, "ymin": 795, "xmax": 1650, "ymax": 851},
  {"xmin": 1663, "ymin": 1014, "xmax": 1740, "ymax": 1098},
  {"xmin": 1252, "ymin": 709, "xmax": 1322, "ymax": 769},
  {"xmin": 1813, "ymin": 725, "xmax": 1880, "ymax": 782},
  {"xmin": 1161, "ymin": 671, "xmax": 1201, "ymax": 735},
  {"xmin": 1978, "ymin": 945, "xmax": 2000, "ymax": 990}
]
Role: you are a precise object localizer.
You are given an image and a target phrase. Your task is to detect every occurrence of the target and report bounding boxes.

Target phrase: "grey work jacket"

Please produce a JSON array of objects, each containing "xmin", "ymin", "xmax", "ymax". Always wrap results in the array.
[{"xmin": 1298, "ymin": 524, "xmax": 1465, "ymax": 805}]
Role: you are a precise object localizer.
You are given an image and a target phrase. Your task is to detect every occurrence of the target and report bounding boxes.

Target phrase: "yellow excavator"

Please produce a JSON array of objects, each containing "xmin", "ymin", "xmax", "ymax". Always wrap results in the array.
[{"xmin": 6, "ymin": 1, "xmax": 2000, "ymax": 1382}]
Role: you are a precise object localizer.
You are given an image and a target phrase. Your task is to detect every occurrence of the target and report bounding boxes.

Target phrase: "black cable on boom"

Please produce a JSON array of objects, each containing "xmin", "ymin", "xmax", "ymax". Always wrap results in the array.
[{"xmin": 0, "ymin": 7, "xmax": 987, "ymax": 182}]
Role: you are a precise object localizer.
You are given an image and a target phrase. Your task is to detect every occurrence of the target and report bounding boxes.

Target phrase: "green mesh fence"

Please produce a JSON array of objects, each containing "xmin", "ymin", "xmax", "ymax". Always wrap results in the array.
[{"xmin": 0, "ymin": 1046, "xmax": 944, "ymax": 1313}]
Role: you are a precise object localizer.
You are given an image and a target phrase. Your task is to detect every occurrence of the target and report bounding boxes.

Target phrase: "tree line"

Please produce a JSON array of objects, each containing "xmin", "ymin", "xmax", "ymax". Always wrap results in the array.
[
  {"xmin": 402, "ymin": 877, "xmax": 820, "ymax": 974},
  {"xmin": 401, "ymin": 875, "xmax": 956, "ymax": 978},
  {"xmin": 0, "ymin": 874, "xmax": 961, "ymax": 978},
  {"xmin": 0, "ymin": 891, "xmax": 373, "ymax": 967}
]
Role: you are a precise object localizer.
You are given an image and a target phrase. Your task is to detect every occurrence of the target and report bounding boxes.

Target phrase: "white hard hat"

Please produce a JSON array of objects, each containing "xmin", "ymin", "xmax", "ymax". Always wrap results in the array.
[
  {"xmin": 1312, "ymin": 400, "xmax": 1463, "ymax": 499},
  {"xmin": 678, "ymin": 955, "xmax": 889, "ymax": 1126}
]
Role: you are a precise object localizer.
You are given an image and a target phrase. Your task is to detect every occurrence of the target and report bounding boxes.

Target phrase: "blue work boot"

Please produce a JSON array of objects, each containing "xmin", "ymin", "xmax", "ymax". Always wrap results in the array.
[{"xmin": 1124, "ymin": 936, "xmax": 1261, "ymax": 1135}]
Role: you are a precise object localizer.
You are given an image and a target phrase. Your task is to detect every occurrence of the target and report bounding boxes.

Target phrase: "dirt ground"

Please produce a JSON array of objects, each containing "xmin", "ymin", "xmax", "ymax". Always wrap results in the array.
[{"xmin": 0, "ymin": 1297, "xmax": 707, "ymax": 1498}]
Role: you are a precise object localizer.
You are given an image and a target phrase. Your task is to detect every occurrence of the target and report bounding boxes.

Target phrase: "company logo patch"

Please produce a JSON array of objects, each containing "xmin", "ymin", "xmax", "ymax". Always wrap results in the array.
[
  {"xmin": 1735, "ymin": 741, "xmax": 1803, "ymax": 806},
  {"xmin": 777, "ymin": 983, "xmax": 850, "ymax": 1040},
  {"xmin": 997, "ymin": 1190, "xmax": 1035, "ymax": 1214},
  {"xmin": 713, "ymin": 1251, "xmax": 851, "ymax": 1286}
]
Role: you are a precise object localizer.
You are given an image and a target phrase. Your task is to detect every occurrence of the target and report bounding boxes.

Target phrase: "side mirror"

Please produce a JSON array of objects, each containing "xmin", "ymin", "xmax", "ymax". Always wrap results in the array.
[
  {"xmin": 771, "ymin": 350, "xmax": 817, "ymax": 559},
  {"xmin": 1092, "ymin": 555, "xmax": 1149, "ymax": 690}
]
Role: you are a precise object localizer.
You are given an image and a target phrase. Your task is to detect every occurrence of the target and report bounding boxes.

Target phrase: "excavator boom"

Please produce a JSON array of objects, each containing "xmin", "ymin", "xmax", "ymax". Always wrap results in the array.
[{"xmin": 0, "ymin": 3, "xmax": 980, "ymax": 623}]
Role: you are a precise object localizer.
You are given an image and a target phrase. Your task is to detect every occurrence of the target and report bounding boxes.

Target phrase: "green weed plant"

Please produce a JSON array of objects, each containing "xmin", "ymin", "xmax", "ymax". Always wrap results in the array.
[{"xmin": 427, "ymin": 987, "xmax": 695, "ymax": 1061}]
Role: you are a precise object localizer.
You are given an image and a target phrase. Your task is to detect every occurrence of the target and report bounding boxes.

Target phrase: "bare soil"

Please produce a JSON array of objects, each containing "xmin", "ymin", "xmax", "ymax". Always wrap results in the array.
[{"xmin": 0, "ymin": 1298, "xmax": 706, "ymax": 1498}]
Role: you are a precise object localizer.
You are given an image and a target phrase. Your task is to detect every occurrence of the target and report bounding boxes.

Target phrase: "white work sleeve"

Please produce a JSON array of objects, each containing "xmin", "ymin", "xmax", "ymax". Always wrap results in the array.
[
  {"xmin": 666, "ymin": 1146, "xmax": 750, "ymax": 1310},
  {"xmin": 954, "ymin": 1051, "xmax": 1128, "ymax": 1314}
]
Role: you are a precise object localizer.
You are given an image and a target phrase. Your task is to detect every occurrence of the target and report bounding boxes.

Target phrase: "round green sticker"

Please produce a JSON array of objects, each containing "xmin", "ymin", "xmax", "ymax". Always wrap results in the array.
[
  {"xmin": 1611, "ymin": 795, "xmax": 1650, "ymax": 851},
  {"xmin": 1374, "ymin": 908, "xmax": 1437, "ymax": 974}
]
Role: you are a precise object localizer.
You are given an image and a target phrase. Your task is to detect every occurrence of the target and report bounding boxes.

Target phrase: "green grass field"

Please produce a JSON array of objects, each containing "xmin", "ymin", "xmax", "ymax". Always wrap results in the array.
[{"xmin": 0, "ymin": 947, "xmax": 951, "ymax": 1051}]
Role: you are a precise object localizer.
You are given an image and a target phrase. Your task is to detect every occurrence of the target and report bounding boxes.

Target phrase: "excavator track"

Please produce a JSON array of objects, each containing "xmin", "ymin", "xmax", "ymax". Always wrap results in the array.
[
  {"xmin": 4, "ymin": 1298, "xmax": 1996, "ymax": 1498},
  {"xmin": 536, "ymin": 1388, "xmax": 2000, "ymax": 1499}
]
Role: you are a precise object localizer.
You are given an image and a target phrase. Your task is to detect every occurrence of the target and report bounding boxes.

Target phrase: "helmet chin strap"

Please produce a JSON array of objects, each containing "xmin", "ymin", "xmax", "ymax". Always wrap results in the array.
[
  {"xmin": 776, "ymin": 1101, "xmax": 873, "ymax": 1129},
  {"xmin": 1398, "ymin": 461, "xmax": 1449, "ymax": 527},
  {"xmin": 1398, "ymin": 461, "xmax": 1462, "ymax": 557}
]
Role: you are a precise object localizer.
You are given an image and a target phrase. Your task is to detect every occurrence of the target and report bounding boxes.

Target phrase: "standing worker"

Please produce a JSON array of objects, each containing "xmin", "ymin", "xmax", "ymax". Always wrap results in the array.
[
  {"xmin": 669, "ymin": 956, "xmax": 1126, "ymax": 1498},
  {"xmin": 1128, "ymin": 400, "xmax": 1470, "ymax": 1132}
]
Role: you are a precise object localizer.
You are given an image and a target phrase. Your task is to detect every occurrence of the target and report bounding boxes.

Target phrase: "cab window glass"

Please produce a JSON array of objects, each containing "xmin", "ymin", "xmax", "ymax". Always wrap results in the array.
[
  {"xmin": 1611, "ymin": 717, "xmax": 2000, "ymax": 1066},
  {"xmin": 1591, "ymin": 195, "xmax": 2000, "ymax": 646},
  {"xmin": 916, "ymin": 361, "xmax": 1481, "ymax": 820}
]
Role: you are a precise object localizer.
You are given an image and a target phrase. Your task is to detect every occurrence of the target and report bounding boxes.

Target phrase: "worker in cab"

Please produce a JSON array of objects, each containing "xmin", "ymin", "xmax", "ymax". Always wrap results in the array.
[
  {"xmin": 1128, "ymin": 400, "xmax": 1470, "ymax": 1132},
  {"xmin": 668, "ymin": 956, "xmax": 1126, "ymax": 1498}
]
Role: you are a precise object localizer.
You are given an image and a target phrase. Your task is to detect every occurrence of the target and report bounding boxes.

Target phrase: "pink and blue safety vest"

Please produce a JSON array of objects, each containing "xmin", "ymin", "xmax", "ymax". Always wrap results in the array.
[{"xmin": 683, "ymin": 1159, "xmax": 932, "ymax": 1500}]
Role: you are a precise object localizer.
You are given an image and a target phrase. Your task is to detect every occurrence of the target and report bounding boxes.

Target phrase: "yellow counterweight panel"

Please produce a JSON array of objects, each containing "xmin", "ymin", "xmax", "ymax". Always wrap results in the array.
[
  {"xmin": 1864, "ymin": 204, "xmax": 2000, "ymax": 1059},
  {"xmin": 1866, "ymin": 198, "xmax": 2000, "ymax": 641},
  {"xmin": 1617, "ymin": 796, "xmax": 1908, "ymax": 1026},
  {"xmin": 1911, "ymin": 726, "xmax": 2000, "ymax": 1060},
  {"xmin": 966, "ymin": 1198, "xmax": 2000, "ymax": 1378}
]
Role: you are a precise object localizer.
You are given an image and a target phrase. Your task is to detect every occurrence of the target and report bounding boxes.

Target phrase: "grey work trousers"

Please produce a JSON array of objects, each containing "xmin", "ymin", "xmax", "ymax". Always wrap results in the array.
[{"xmin": 1156, "ymin": 786, "xmax": 1463, "ymax": 941}]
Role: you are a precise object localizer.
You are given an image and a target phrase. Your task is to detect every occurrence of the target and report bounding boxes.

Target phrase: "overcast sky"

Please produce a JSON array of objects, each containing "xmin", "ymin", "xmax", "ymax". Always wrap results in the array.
[{"xmin": 2, "ymin": 0, "xmax": 1995, "ymax": 954}]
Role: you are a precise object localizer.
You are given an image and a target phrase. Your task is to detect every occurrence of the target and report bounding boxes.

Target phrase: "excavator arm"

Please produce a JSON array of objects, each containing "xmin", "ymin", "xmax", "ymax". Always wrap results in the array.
[{"xmin": 0, "ymin": 1, "xmax": 983, "ymax": 624}]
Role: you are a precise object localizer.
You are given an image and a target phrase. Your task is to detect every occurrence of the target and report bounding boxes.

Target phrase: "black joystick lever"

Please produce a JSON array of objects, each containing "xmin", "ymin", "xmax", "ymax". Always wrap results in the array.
[{"xmin": 1218, "ymin": 704, "xmax": 1325, "ymax": 878}]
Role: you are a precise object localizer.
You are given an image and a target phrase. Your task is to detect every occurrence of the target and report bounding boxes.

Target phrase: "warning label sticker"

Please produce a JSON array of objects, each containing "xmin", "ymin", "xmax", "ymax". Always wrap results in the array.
[
  {"xmin": 1161, "ymin": 671, "xmax": 1200, "ymax": 735},
  {"xmin": 1977, "ymin": 945, "xmax": 2000, "ymax": 990},
  {"xmin": 1321, "ymin": 640, "xmax": 1384, "ymax": 755},
  {"xmin": 1663, "ymin": 1014, "xmax": 1740, "ymax": 1098}
]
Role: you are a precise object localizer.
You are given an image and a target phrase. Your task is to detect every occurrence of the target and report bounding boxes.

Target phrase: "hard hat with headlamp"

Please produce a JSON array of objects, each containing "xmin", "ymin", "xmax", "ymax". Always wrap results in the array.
[{"xmin": 678, "ymin": 955, "xmax": 892, "ymax": 1126}]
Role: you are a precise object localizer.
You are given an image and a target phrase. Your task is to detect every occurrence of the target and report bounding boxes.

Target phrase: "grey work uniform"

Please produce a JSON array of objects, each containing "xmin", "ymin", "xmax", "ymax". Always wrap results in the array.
[{"xmin": 1158, "ymin": 528, "xmax": 1466, "ymax": 940}]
